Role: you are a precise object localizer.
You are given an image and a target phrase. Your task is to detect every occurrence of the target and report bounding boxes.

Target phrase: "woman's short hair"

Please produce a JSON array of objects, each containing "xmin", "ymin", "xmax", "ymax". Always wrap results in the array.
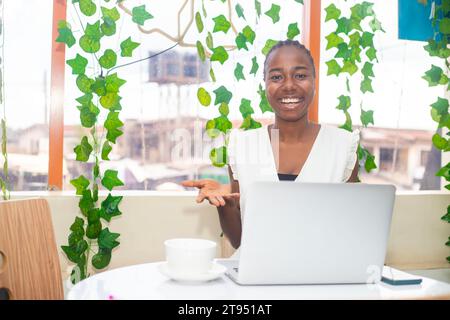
[{"xmin": 263, "ymin": 39, "xmax": 316, "ymax": 79}]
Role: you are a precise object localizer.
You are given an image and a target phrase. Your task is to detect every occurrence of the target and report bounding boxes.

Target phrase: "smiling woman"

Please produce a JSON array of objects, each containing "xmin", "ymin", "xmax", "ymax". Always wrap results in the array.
[{"xmin": 183, "ymin": 39, "xmax": 360, "ymax": 251}]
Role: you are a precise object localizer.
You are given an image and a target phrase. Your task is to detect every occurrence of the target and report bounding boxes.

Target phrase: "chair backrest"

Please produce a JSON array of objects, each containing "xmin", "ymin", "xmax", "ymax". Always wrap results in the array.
[{"xmin": 0, "ymin": 198, "xmax": 64, "ymax": 300}]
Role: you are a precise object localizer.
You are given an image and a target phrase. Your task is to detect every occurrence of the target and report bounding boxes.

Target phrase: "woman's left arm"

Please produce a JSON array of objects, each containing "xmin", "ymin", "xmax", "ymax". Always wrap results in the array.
[{"xmin": 347, "ymin": 157, "xmax": 359, "ymax": 183}]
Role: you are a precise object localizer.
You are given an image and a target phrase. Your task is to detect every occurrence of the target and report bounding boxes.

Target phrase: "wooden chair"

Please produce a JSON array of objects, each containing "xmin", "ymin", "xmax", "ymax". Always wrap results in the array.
[{"xmin": 0, "ymin": 198, "xmax": 64, "ymax": 300}]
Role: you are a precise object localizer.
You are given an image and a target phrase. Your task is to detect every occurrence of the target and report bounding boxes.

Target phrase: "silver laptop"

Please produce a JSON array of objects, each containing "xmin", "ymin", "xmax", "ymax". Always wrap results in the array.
[{"xmin": 224, "ymin": 182, "xmax": 396, "ymax": 285}]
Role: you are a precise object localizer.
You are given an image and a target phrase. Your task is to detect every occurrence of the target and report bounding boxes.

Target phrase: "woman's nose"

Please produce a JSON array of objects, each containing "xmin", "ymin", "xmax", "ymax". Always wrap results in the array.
[{"xmin": 281, "ymin": 77, "xmax": 296, "ymax": 91}]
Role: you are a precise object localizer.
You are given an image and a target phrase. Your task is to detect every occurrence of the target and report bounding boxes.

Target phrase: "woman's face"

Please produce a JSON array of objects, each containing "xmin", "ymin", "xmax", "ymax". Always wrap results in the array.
[{"xmin": 265, "ymin": 46, "xmax": 315, "ymax": 122}]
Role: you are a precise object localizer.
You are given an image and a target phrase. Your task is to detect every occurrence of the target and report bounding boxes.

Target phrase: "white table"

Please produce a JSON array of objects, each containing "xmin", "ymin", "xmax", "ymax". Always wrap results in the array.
[{"xmin": 67, "ymin": 260, "xmax": 450, "ymax": 300}]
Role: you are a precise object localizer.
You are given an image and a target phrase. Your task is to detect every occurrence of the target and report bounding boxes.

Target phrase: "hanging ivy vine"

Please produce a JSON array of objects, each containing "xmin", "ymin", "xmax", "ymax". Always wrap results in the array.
[
  {"xmin": 324, "ymin": 1, "xmax": 384, "ymax": 175},
  {"xmin": 56, "ymin": 0, "xmax": 151, "ymax": 284},
  {"xmin": 422, "ymin": 0, "xmax": 450, "ymax": 263},
  {"xmin": 195, "ymin": 0, "xmax": 304, "ymax": 167}
]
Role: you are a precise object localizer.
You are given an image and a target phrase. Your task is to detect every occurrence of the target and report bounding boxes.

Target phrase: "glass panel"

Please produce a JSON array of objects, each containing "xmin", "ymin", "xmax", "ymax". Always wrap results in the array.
[
  {"xmin": 320, "ymin": 0, "xmax": 442, "ymax": 191},
  {"xmin": 63, "ymin": 0, "xmax": 304, "ymax": 191},
  {"xmin": 0, "ymin": 0, "xmax": 53, "ymax": 191}
]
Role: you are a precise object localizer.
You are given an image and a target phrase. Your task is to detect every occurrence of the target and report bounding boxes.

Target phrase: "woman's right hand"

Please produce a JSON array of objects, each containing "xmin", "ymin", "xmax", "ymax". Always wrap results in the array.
[{"xmin": 181, "ymin": 179, "xmax": 240, "ymax": 207}]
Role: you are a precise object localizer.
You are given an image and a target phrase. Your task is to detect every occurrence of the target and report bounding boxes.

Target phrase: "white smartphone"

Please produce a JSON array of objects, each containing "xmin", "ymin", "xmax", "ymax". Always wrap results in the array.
[{"xmin": 381, "ymin": 267, "xmax": 423, "ymax": 286}]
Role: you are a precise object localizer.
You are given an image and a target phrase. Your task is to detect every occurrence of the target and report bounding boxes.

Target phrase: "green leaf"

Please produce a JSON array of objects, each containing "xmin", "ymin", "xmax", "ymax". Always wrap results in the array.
[
  {"xmin": 197, "ymin": 87, "xmax": 211, "ymax": 106},
  {"xmin": 366, "ymin": 47, "xmax": 377, "ymax": 61},
  {"xmin": 79, "ymin": 190, "xmax": 94, "ymax": 217},
  {"xmin": 196, "ymin": 40, "xmax": 205, "ymax": 61},
  {"xmin": 219, "ymin": 103, "xmax": 229, "ymax": 116},
  {"xmin": 92, "ymin": 248, "xmax": 112, "ymax": 269},
  {"xmin": 79, "ymin": 0, "xmax": 96, "ymax": 16},
  {"xmin": 62, "ymin": 245, "xmax": 82, "ymax": 264},
  {"xmin": 101, "ymin": 141, "xmax": 112, "ymax": 160},
  {"xmin": 102, "ymin": 169, "xmax": 124, "ymax": 191},
  {"xmin": 132, "ymin": 5, "xmax": 153, "ymax": 26},
  {"xmin": 78, "ymin": 102, "xmax": 99, "ymax": 128},
  {"xmin": 339, "ymin": 111, "xmax": 353, "ymax": 132},
  {"xmin": 432, "ymin": 133, "xmax": 448, "ymax": 150},
  {"xmin": 213, "ymin": 86, "xmax": 232, "ymax": 105},
  {"xmin": 86, "ymin": 220, "xmax": 102, "ymax": 239},
  {"xmin": 436, "ymin": 163, "xmax": 450, "ymax": 180},
  {"xmin": 360, "ymin": 77, "xmax": 374, "ymax": 93},
  {"xmin": 213, "ymin": 15, "xmax": 231, "ymax": 33},
  {"xmin": 242, "ymin": 26, "xmax": 256, "ymax": 44},
  {"xmin": 120, "ymin": 37, "xmax": 140, "ymax": 57},
  {"xmin": 67, "ymin": 54, "xmax": 88, "ymax": 75},
  {"xmin": 206, "ymin": 119, "xmax": 220, "ymax": 139},
  {"xmin": 104, "ymin": 111, "xmax": 124, "ymax": 143},
  {"xmin": 369, "ymin": 17, "xmax": 384, "ymax": 32},
  {"xmin": 99, "ymin": 49, "xmax": 117, "ymax": 69},
  {"xmin": 431, "ymin": 97, "xmax": 449, "ymax": 115},
  {"xmin": 79, "ymin": 35, "xmax": 100, "ymax": 54},
  {"xmin": 240, "ymin": 115, "xmax": 263, "ymax": 130},
  {"xmin": 336, "ymin": 95, "xmax": 351, "ymax": 111},
  {"xmin": 70, "ymin": 217, "xmax": 85, "ymax": 233},
  {"xmin": 101, "ymin": 6, "xmax": 120, "ymax": 22},
  {"xmin": 364, "ymin": 152, "xmax": 377, "ymax": 172},
  {"xmin": 210, "ymin": 146, "xmax": 227, "ymax": 167},
  {"xmin": 258, "ymin": 84, "xmax": 273, "ymax": 113},
  {"xmin": 250, "ymin": 56, "xmax": 259, "ymax": 75},
  {"xmin": 325, "ymin": 33, "xmax": 344, "ymax": 50},
  {"xmin": 255, "ymin": 0, "xmax": 261, "ymax": 18},
  {"xmin": 213, "ymin": 115, "xmax": 232, "ymax": 134},
  {"xmin": 361, "ymin": 62, "xmax": 374, "ymax": 78},
  {"xmin": 74, "ymin": 136, "xmax": 93, "ymax": 162},
  {"xmin": 84, "ymin": 21, "xmax": 102, "ymax": 40},
  {"xmin": 360, "ymin": 109, "xmax": 374, "ymax": 127},
  {"xmin": 98, "ymin": 228, "xmax": 120, "ymax": 250},
  {"xmin": 423, "ymin": 65, "xmax": 445, "ymax": 86},
  {"xmin": 101, "ymin": 194, "xmax": 123, "ymax": 222},
  {"xmin": 70, "ymin": 175, "xmax": 90, "ymax": 195},
  {"xmin": 235, "ymin": 4, "xmax": 246, "ymax": 20},
  {"xmin": 101, "ymin": 17, "xmax": 116, "ymax": 37},
  {"xmin": 265, "ymin": 4, "xmax": 281, "ymax": 23},
  {"xmin": 326, "ymin": 59, "xmax": 341, "ymax": 76},
  {"xmin": 361, "ymin": 32, "xmax": 374, "ymax": 48},
  {"xmin": 294, "ymin": 0, "xmax": 304, "ymax": 4},
  {"xmin": 325, "ymin": 4, "xmax": 341, "ymax": 22},
  {"xmin": 235, "ymin": 33, "xmax": 248, "ymax": 50},
  {"xmin": 341, "ymin": 61, "xmax": 358, "ymax": 75},
  {"xmin": 439, "ymin": 18, "xmax": 450, "ymax": 34},
  {"xmin": 262, "ymin": 39, "xmax": 278, "ymax": 56},
  {"xmin": 287, "ymin": 23, "xmax": 300, "ymax": 40},
  {"xmin": 351, "ymin": 2, "xmax": 374, "ymax": 21},
  {"xmin": 210, "ymin": 67, "xmax": 216, "ymax": 82},
  {"xmin": 210, "ymin": 46, "xmax": 229, "ymax": 64},
  {"xmin": 349, "ymin": 32, "xmax": 361, "ymax": 47},
  {"xmin": 56, "ymin": 20, "xmax": 76, "ymax": 48},
  {"xmin": 234, "ymin": 63, "xmax": 246, "ymax": 81},
  {"xmin": 206, "ymin": 32, "xmax": 214, "ymax": 50},
  {"xmin": 239, "ymin": 98, "xmax": 254, "ymax": 118},
  {"xmin": 91, "ymin": 77, "xmax": 107, "ymax": 96},
  {"xmin": 195, "ymin": 12, "xmax": 204, "ymax": 33},
  {"xmin": 87, "ymin": 208, "xmax": 101, "ymax": 224},
  {"xmin": 100, "ymin": 92, "xmax": 120, "ymax": 109},
  {"xmin": 336, "ymin": 17, "xmax": 351, "ymax": 34},
  {"xmin": 105, "ymin": 73, "xmax": 126, "ymax": 93}
]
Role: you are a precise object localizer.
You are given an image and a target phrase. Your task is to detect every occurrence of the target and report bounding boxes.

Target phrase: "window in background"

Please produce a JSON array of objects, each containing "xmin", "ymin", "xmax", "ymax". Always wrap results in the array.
[
  {"xmin": 1, "ymin": 0, "xmax": 53, "ymax": 191},
  {"xmin": 320, "ymin": 0, "xmax": 443, "ymax": 191},
  {"xmin": 63, "ymin": 0, "xmax": 304, "ymax": 191}
]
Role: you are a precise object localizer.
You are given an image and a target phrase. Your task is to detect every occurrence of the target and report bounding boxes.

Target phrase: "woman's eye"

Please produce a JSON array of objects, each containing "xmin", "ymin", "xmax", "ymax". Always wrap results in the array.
[
  {"xmin": 295, "ymin": 74, "xmax": 306, "ymax": 79},
  {"xmin": 271, "ymin": 75, "xmax": 282, "ymax": 81}
]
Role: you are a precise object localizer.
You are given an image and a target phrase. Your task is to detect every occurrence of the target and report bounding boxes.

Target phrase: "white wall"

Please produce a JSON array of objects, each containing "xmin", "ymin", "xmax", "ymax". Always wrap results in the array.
[{"xmin": 10, "ymin": 191, "xmax": 450, "ymax": 280}]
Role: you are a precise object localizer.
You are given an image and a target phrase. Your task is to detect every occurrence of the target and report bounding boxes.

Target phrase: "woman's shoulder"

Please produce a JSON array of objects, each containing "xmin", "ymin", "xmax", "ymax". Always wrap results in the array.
[{"xmin": 320, "ymin": 124, "xmax": 360, "ymax": 141}]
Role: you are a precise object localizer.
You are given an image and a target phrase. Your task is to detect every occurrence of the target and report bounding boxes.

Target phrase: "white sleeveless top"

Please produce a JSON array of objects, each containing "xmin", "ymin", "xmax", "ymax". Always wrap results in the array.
[{"xmin": 227, "ymin": 124, "xmax": 360, "ymax": 258}]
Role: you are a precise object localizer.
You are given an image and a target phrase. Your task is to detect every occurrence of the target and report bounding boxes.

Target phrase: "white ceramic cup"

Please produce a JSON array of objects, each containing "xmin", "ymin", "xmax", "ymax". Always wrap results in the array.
[{"xmin": 164, "ymin": 238, "xmax": 217, "ymax": 276}]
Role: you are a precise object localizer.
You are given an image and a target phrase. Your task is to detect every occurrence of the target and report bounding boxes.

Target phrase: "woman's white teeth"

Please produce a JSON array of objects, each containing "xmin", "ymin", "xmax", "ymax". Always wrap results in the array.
[{"xmin": 281, "ymin": 98, "xmax": 301, "ymax": 104}]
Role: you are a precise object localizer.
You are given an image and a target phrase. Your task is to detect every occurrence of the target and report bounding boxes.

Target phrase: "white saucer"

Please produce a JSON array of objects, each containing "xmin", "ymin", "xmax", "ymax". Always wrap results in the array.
[{"xmin": 158, "ymin": 262, "xmax": 226, "ymax": 282}]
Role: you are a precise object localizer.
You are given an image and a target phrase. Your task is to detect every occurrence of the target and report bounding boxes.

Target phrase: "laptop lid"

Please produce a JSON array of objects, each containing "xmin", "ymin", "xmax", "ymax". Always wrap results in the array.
[{"xmin": 236, "ymin": 182, "xmax": 396, "ymax": 285}]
